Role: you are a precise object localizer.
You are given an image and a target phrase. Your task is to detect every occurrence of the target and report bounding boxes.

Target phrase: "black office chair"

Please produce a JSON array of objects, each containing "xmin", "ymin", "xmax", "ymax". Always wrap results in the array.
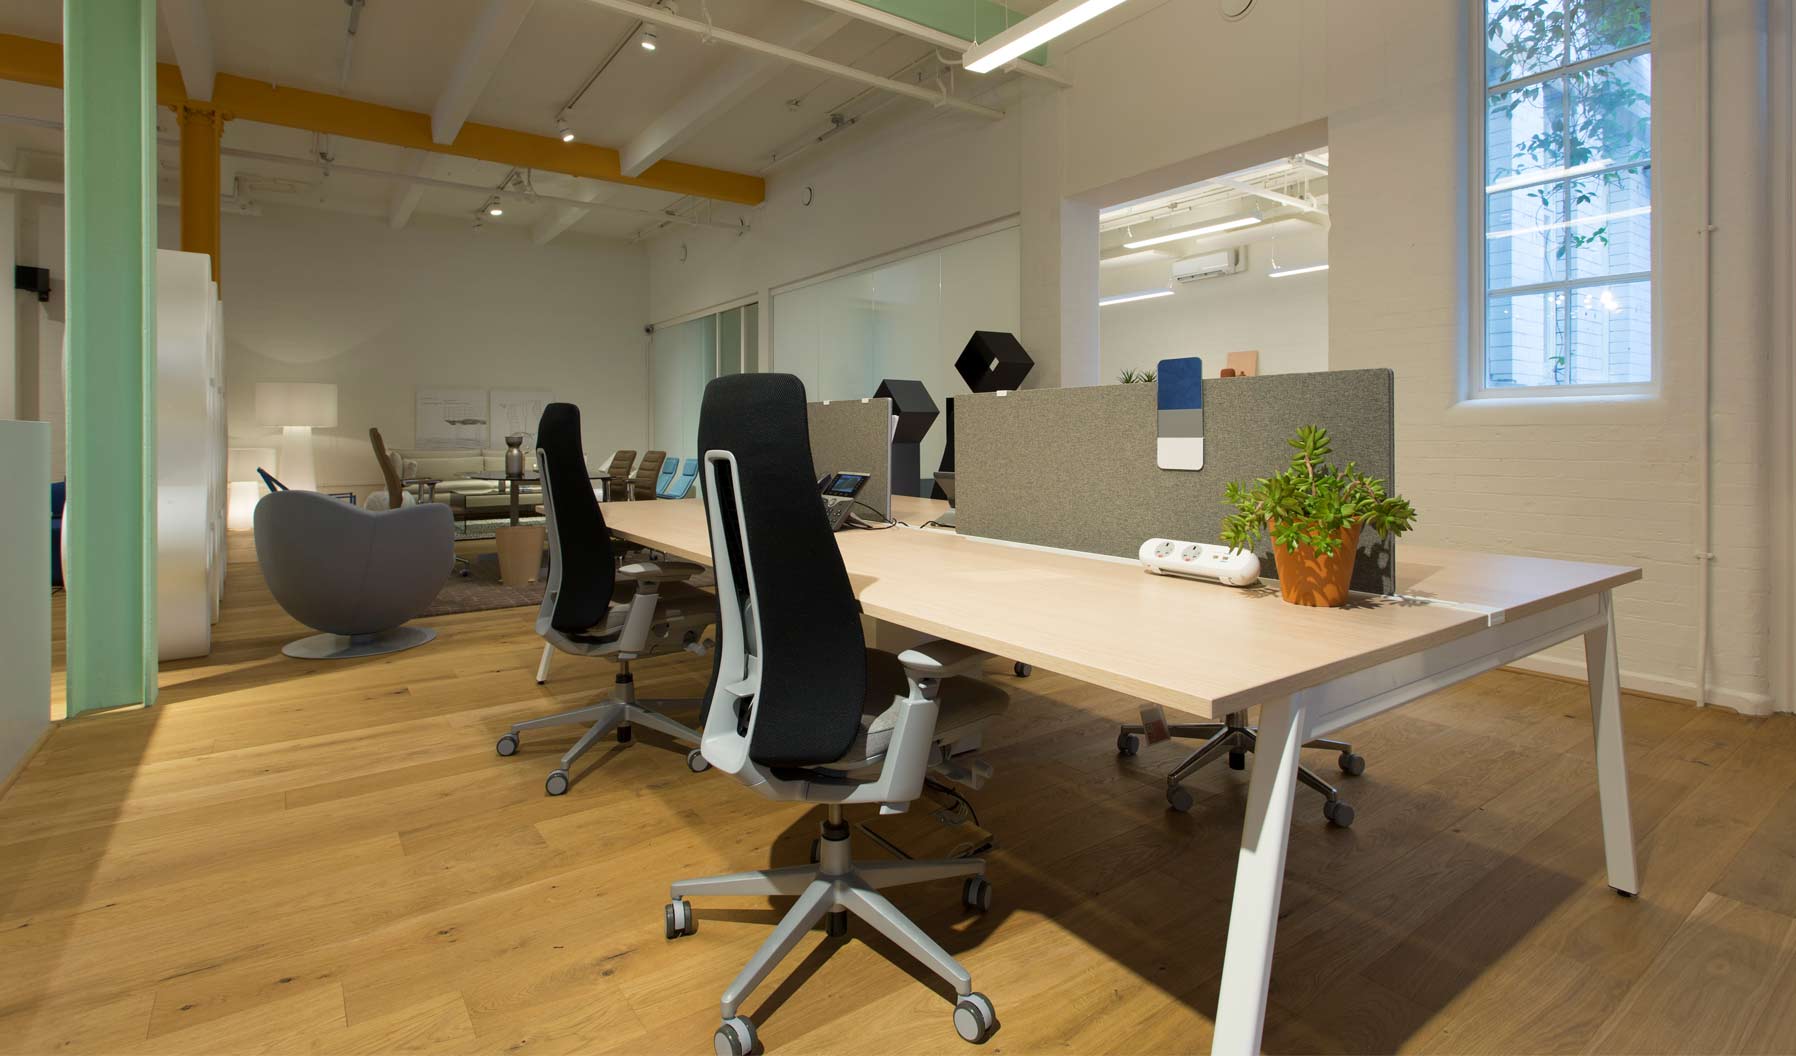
[
  {"xmin": 663, "ymin": 374, "xmax": 1008, "ymax": 1053},
  {"xmin": 493, "ymin": 403, "xmax": 717, "ymax": 795}
]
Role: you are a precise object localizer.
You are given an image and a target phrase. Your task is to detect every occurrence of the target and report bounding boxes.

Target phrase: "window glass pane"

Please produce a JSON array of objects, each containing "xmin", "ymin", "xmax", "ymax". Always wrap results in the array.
[
  {"xmin": 1486, "ymin": 0, "xmax": 1565, "ymax": 86},
  {"xmin": 1486, "ymin": 290, "xmax": 1565, "ymax": 388},
  {"xmin": 1486, "ymin": 76, "xmax": 1566, "ymax": 188},
  {"xmin": 1569, "ymin": 53, "xmax": 1650, "ymax": 169},
  {"xmin": 1564, "ymin": 164, "xmax": 1650, "ymax": 281},
  {"xmin": 1568, "ymin": 0, "xmax": 1649, "ymax": 63},
  {"xmin": 717, "ymin": 307, "xmax": 742, "ymax": 376},
  {"xmin": 1567, "ymin": 280, "xmax": 1650, "ymax": 384},
  {"xmin": 1486, "ymin": 181, "xmax": 1567, "ymax": 289}
]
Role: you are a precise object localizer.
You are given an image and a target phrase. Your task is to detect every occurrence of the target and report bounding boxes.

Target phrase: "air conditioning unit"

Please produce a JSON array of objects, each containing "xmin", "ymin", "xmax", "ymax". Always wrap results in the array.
[{"xmin": 1172, "ymin": 249, "xmax": 1243, "ymax": 283}]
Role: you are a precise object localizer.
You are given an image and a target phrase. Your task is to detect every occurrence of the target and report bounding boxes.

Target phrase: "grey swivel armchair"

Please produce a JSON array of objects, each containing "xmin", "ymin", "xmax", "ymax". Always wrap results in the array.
[
  {"xmin": 253, "ymin": 490, "xmax": 454, "ymax": 659},
  {"xmin": 494, "ymin": 404, "xmax": 717, "ymax": 796},
  {"xmin": 663, "ymin": 374, "xmax": 1008, "ymax": 1054}
]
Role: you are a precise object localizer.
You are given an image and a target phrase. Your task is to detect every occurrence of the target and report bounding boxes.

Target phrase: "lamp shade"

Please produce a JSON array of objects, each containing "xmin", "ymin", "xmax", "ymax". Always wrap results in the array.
[{"xmin": 255, "ymin": 382, "xmax": 338, "ymax": 427}]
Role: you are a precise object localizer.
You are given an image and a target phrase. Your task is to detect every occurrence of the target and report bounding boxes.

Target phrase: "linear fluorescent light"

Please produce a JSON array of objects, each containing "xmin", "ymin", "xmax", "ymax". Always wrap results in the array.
[
  {"xmin": 1268, "ymin": 263, "xmax": 1329, "ymax": 278},
  {"xmin": 1099, "ymin": 288, "xmax": 1174, "ymax": 307},
  {"xmin": 963, "ymin": 0, "xmax": 1132, "ymax": 73},
  {"xmin": 1122, "ymin": 216, "xmax": 1260, "ymax": 250}
]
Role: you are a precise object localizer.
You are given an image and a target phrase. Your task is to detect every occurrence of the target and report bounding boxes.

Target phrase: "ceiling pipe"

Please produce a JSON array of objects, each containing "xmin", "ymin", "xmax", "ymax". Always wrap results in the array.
[
  {"xmin": 574, "ymin": 0, "xmax": 1005, "ymax": 120},
  {"xmin": 0, "ymin": 171, "xmax": 259, "ymax": 213},
  {"xmin": 0, "ymin": 113, "xmax": 744, "ymax": 232},
  {"xmin": 217, "ymin": 145, "xmax": 745, "ymax": 231},
  {"xmin": 1209, "ymin": 175, "xmax": 1323, "ymax": 214},
  {"xmin": 789, "ymin": 0, "xmax": 1070, "ymax": 87}
]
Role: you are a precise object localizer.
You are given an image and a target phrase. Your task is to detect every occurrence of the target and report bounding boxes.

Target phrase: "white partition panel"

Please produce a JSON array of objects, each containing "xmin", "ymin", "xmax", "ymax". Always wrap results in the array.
[{"xmin": 156, "ymin": 250, "xmax": 226, "ymax": 660}]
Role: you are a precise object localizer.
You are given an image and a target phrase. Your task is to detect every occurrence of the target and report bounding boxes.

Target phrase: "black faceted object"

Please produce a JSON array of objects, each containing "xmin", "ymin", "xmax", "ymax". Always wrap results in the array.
[
  {"xmin": 873, "ymin": 379, "xmax": 939, "ymax": 443},
  {"xmin": 955, "ymin": 331, "xmax": 1034, "ymax": 393}
]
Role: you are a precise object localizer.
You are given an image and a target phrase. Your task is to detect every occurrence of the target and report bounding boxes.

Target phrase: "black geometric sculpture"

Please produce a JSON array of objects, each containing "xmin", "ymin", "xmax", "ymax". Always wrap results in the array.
[
  {"xmin": 874, "ymin": 379, "xmax": 939, "ymax": 498},
  {"xmin": 932, "ymin": 396, "xmax": 957, "ymax": 499},
  {"xmin": 955, "ymin": 331, "xmax": 1034, "ymax": 393}
]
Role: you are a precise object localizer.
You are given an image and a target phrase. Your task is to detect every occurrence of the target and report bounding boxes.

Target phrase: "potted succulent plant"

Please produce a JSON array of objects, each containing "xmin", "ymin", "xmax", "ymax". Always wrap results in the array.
[{"xmin": 1220, "ymin": 425, "xmax": 1417, "ymax": 607}]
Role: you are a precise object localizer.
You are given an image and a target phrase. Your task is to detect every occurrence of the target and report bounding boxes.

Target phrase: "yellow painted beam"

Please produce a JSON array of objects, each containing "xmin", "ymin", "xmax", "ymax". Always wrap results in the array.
[
  {"xmin": 177, "ymin": 105, "xmax": 222, "ymax": 285},
  {"xmin": 0, "ymin": 32, "xmax": 765, "ymax": 206}
]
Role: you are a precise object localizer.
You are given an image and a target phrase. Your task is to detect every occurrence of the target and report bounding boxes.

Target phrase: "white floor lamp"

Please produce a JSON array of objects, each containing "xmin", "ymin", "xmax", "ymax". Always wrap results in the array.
[{"xmin": 254, "ymin": 382, "xmax": 337, "ymax": 492}]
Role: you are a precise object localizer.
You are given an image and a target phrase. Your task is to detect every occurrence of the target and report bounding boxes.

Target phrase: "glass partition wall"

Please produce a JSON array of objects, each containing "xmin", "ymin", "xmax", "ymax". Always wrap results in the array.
[{"xmin": 648, "ymin": 302, "xmax": 758, "ymax": 461}]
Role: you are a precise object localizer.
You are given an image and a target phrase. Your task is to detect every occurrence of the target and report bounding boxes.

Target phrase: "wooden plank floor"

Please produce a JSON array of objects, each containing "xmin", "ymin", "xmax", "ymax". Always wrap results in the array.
[{"xmin": 6, "ymin": 533, "xmax": 1796, "ymax": 1054}]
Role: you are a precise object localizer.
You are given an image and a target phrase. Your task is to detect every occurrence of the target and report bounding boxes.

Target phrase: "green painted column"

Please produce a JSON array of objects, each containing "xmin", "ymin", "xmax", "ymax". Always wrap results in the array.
[{"xmin": 63, "ymin": 0, "xmax": 159, "ymax": 713}]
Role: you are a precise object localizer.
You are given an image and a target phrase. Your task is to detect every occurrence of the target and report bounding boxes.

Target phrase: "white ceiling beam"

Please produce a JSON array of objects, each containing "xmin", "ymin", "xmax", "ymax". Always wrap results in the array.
[
  {"xmin": 1210, "ymin": 176, "xmax": 1323, "ymax": 214},
  {"xmin": 388, "ymin": 149, "xmax": 432, "ymax": 229},
  {"xmin": 576, "ymin": 0, "xmax": 1005, "ymax": 120},
  {"xmin": 619, "ymin": 8, "xmax": 851, "ymax": 178},
  {"xmin": 432, "ymin": 0, "xmax": 537, "ymax": 145},
  {"xmin": 792, "ymin": 0, "xmax": 1070, "ymax": 87},
  {"xmin": 160, "ymin": 0, "xmax": 217, "ymax": 101},
  {"xmin": 532, "ymin": 182, "xmax": 613, "ymax": 245}
]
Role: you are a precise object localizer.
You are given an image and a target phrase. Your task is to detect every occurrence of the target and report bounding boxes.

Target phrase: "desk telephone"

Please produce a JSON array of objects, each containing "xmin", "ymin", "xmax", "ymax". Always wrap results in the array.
[{"xmin": 817, "ymin": 471, "xmax": 872, "ymax": 531}]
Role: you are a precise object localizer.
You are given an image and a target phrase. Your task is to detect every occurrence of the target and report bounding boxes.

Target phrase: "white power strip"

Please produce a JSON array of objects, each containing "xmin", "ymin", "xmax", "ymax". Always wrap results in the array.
[{"xmin": 1138, "ymin": 538, "xmax": 1262, "ymax": 587}]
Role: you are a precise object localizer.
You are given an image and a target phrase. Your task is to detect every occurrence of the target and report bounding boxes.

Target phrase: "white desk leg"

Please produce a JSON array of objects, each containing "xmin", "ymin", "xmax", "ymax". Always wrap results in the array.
[
  {"xmin": 1212, "ymin": 691, "xmax": 1309, "ymax": 1055},
  {"xmin": 1584, "ymin": 590, "xmax": 1639, "ymax": 895}
]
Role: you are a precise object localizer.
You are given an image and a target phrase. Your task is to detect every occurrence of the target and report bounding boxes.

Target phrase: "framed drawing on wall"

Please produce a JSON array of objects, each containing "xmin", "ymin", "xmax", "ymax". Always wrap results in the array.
[
  {"xmin": 416, "ymin": 388, "xmax": 488, "ymax": 450},
  {"xmin": 490, "ymin": 389, "xmax": 555, "ymax": 451}
]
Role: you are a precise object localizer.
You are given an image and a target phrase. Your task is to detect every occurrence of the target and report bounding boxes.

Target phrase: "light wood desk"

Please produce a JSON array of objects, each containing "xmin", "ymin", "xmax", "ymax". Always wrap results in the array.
[{"xmin": 603, "ymin": 496, "xmax": 1643, "ymax": 1055}]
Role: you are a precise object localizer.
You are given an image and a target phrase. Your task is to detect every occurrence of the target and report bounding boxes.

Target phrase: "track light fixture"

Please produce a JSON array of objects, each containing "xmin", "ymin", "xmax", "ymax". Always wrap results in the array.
[
  {"xmin": 638, "ymin": 25, "xmax": 658, "ymax": 50},
  {"xmin": 485, "ymin": 198, "xmax": 504, "ymax": 217},
  {"xmin": 557, "ymin": 115, "xmax": 575, "ymax": 143}
]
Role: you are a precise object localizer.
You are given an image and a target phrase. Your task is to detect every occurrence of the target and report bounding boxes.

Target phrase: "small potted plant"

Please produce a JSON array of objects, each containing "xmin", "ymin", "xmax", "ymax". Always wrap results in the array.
[{"xmin": 1220, "ymin": 425, "xmax": 1417, "ymax": 607}]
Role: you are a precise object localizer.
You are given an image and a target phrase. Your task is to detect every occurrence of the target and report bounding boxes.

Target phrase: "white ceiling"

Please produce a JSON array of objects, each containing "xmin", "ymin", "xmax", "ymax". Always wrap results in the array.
[{"xmin": 0, "ymin": 0, "xmax": 1072, "ymax": 242}]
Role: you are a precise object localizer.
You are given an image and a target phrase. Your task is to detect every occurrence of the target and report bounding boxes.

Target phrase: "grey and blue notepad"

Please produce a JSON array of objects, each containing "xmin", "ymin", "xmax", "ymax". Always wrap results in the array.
[{"xmin": 1156, "ymin": 356, "xmax": 1205, "ymax": 471}]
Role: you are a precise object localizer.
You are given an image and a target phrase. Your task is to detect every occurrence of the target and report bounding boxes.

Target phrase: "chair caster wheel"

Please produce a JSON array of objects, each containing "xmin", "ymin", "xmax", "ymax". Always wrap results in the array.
[
  {"xmin": 962, "ymin": 876, "xmax": 992, "ymax": 913},
  {"xmin": 1013, "ymin": 662, "xmax": 1032, "ymax": 677},
  {"xmin": 714, "ymin": 1015, "xmax": 756, "ymax": 1056},
  {"xmin": 1228, "ymin": 750, "xmax": 1246, "ymax": 771},
  {"xmin": 1166, "ymin": 785, "xmax": 1196, "ymax": 813},
  {"xmin": 954, "ymin": 992, "xmax": 997, "ymax": 1044},
  {"xmin": 617, "ymin": 725, "xmax": 633, "ymax": 744},
  {"xmin": 1116, "ymin": 731, "xmax": 1140, "ymax": 756},
  {"xmin": 1338, "ymin": 751, "xmax": 1366, "ymax": 776},
  {"xmin": 495, "ymin": 733, "xmax": 519, "ymax": 757},
  {"xmin": 687, "ymin": 749, "xmax": 710, "ymax": 773},
  {"xmin": 665, "ymin": 898, "xmax": 697, "ymax": 939},
  {"xmin": 1323, "ymin": 799, "xmax": 1354, "ymax": 828},
  {"xmin": 825, "ymin": 910, "xmax": 847, "ymax": 937},
  {"xmin": 808, "ymin": 838, "xmax": 821, "ymax": 864},
  {"xmin": 545, "ymin": 770, "xmax": 570, "ymax": 796}
]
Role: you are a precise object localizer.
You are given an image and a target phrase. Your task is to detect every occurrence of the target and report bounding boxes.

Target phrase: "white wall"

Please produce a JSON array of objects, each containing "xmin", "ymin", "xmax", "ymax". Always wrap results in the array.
[
  {"xmin": 220, "ymin": 205, "xmax": 649, "ymax": 490},
  {"xmin": 645, "ymin": 0, "xmax": 1788, "ymax": 713},
  {"xmin": 1099, "ymin": 226, "xmax": 1329, "ymax": 382}
]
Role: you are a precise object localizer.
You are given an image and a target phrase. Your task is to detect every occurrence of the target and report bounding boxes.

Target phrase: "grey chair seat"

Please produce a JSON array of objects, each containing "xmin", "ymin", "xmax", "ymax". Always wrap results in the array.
[{"xmin": 832, "ymin": 649, "xmax": 1009, "ymax": 768}]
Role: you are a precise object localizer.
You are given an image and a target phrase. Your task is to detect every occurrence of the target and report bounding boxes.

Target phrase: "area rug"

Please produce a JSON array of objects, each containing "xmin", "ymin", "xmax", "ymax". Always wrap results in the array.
[{"xmin": 422, "ymin": 557, "xmax": 546, "ymax": 616}]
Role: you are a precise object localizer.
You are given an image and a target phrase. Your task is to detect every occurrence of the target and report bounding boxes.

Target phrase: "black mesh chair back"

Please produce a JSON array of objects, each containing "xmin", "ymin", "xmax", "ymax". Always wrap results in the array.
[
  {"xmin": 536, "ymin": 403, "xmax": 616, "ymax": 633},
  {"xmin": 698, "ymin": 374, "xmax": 867, "ymax": 767}
]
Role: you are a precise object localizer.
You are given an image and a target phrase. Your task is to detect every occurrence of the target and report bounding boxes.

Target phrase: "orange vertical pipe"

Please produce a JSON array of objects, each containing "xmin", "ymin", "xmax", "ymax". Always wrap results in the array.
[{"xmin": 177, "ymin": 105, "xmax": 222, "ymax": 286}]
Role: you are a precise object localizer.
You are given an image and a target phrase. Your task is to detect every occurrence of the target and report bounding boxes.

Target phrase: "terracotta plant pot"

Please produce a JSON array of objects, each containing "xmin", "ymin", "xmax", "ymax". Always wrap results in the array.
[{"xmin": 1269, "ymin": 522, "xmax": 1362, "ymax": 607}]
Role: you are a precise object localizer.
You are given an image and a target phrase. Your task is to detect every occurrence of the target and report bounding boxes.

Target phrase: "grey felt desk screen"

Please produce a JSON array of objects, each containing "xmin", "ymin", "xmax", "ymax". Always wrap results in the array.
[
  {"xmin": 953, "ymin": 369, "xmax": 1397, "ymax": 595},
  {"xmin": 808, "ymin": 398, "xmax": 894, "ymax": 520}
]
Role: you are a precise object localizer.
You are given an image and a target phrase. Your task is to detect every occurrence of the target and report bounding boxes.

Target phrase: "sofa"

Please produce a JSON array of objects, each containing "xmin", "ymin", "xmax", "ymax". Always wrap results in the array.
[{"xmin": 390, "ymin": 447, "xmax": 544, "ymax": 521}]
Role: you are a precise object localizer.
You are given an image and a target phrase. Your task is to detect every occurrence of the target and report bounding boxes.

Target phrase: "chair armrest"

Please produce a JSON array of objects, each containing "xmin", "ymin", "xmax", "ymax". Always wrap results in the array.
[
  {"xmin": 619, "ymin": 560, "xmax": 706, "ymax": 583},
  {"xmin": 898, "ymin": 640, "xmax": 987, "ymax": 681}
]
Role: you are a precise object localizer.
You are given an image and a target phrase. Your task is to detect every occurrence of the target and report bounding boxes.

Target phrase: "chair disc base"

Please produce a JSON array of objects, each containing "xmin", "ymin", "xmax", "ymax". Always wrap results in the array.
[{"xmin": 282, "ymin": 626, "xmax": 437, "ymax": 659}]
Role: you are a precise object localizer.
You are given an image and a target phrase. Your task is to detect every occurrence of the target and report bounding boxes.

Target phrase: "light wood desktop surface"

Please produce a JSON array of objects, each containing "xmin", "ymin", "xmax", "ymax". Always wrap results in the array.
[{"xmin": 601, "ymin": 496, "xmax": 1640, "ymax": 720}]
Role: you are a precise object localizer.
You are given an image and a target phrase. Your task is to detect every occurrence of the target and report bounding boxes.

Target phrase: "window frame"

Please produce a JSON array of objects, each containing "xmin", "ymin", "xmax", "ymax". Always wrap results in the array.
[{"xmin": 1469, "ymin": 2, "xmax": 1659, "ymax": 401}]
